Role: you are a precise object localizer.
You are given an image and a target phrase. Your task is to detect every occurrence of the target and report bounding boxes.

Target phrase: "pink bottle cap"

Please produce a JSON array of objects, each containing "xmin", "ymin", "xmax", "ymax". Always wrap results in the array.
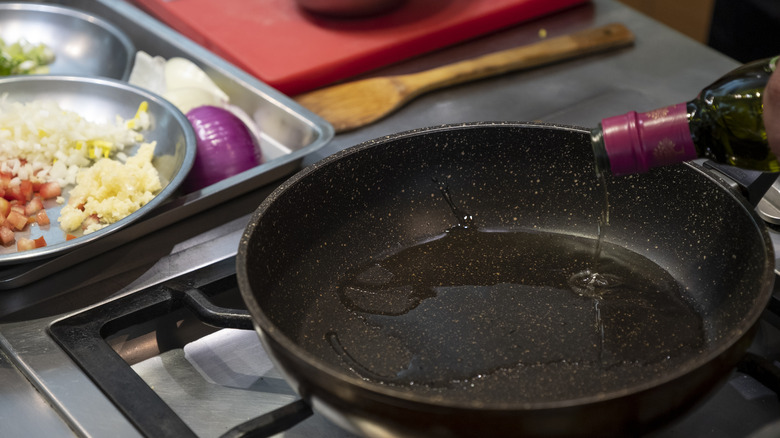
[{"xmin": 601, "ymin": 103, "xmax": 697, "ymax": 175}]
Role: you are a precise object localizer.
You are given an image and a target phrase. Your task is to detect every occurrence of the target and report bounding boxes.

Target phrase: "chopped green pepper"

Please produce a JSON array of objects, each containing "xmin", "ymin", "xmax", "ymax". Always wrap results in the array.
[{"xmin": 0, "ymin": 37, "xmax": 55, "ymax": 76}]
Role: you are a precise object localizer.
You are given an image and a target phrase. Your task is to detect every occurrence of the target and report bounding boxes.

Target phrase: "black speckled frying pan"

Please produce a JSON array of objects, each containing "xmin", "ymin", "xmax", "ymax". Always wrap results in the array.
[{"xmin": 237, "ymin": 122, "xmax": 774, "ymax": 437}]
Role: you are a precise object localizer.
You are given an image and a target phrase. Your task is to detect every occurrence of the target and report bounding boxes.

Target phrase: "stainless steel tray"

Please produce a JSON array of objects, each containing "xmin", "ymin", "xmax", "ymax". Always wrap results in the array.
[{"xmin": 0, "ymin": 0, "xmax": 333, "ymax": 288}]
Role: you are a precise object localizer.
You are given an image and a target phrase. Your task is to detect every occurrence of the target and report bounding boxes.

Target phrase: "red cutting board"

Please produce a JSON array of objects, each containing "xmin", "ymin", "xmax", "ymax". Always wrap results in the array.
[{"xmin": 130, "ymin": 0, "xmax": 589, "ymax": 96}]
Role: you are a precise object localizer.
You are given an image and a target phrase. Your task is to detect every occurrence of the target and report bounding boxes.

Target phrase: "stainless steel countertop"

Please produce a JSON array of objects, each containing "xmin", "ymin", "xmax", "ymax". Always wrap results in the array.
[{"xmin": 0, "ymin": 0, "xmax": 747, "ymax": 436}]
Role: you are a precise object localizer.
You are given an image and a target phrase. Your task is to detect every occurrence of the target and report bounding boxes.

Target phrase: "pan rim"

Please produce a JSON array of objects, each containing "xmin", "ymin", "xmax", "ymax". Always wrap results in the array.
[{"xmin": 237, "ymin": 121, "xmax": 776, "ymax": 412}]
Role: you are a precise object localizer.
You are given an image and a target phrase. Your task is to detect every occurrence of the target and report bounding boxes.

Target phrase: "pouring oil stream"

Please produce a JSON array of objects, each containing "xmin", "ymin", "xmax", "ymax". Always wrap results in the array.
[{"xmin": 567, "ymin": 171, "xmax": 613, "ymax": 364}]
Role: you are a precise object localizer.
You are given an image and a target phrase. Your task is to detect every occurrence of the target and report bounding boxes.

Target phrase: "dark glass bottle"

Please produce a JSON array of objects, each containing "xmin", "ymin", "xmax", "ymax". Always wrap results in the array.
[{"xmin": 591, "ymin": 56, "xmax": 778, "ymax": 176}]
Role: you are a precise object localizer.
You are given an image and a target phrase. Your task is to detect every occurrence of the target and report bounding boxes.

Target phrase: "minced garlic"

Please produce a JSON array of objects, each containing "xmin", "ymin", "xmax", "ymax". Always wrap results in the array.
[{"xmin": 58, "ymin": 142, "xmax": 161, "ymax": 234}]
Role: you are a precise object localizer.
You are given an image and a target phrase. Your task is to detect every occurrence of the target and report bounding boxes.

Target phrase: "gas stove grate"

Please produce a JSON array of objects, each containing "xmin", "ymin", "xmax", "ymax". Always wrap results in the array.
[{"xmin": 47, "ymin": 263, "xmax": 312, "ymax": 438}]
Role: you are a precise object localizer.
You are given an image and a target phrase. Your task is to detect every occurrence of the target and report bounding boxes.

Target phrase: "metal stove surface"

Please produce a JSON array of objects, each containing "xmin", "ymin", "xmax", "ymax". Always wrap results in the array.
[{"xmin": 131, "ymin": 325, "xmax": 353, "ymax": 437}]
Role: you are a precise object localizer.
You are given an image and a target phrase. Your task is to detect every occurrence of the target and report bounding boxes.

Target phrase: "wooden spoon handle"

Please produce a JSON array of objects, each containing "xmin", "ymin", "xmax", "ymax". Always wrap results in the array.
[{"xmin": 401, "ymin": 23, "xmax": 635, "ymax": 96}]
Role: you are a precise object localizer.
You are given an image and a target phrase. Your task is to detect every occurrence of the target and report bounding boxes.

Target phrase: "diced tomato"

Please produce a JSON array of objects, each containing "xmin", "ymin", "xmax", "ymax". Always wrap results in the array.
[
  {"xmin": 17, "ymin": 238, "xmax": 35, "ymax": 251},
  {"xmin": 20, "ymin": 180, "xmax": 32, "ymax": 201},
  {"xmin": 24, "ymin": 197, "xmax": 43, "ymax": 216},
  {"xmin": 65, "ymin": 233, "xmax": 77, "ymax": 241},
  {"xmin": 0, "ymin": 161, "xmax": 66, "ymax": 252},
  {"xmin": 37, "ymin": 182, "xmax": 61, "ymax": 200},
  {"xmin": 5, "ymin": 180, "xmax": 33, "ymax": 203},
  {"xmin": 6, "ymin": 210, "xmax": 27, "ymax": 231},
  {"xmin": 4, "ymin": 185, "xmax": 25, "ymax": 203},
  {"xmin": 35, "ymin": 209, "xmax": 49, "ymax": 226},
  {"xmin": 81, "ymin": 214, "xmax": 100, "ymax": 230},
  {"xmin": 0, "ymin": 226, "xmax": 13, "ymax": 246},
  {"xmin": 17, "ymin": 237, "xmax": 35, "ymax": 251},
  {"xmin": 18, "ymin": 236, "xmax": 46, "ymax": 251}
]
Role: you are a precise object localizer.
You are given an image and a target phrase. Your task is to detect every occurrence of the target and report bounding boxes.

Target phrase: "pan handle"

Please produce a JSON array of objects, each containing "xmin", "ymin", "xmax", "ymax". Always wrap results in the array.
[
  {"xmin": 219, "ymin": 399, "xmax": 313, "ymax": 438},
  {"xmin": 181, "ymin": 287, "xmax": 255, "ymax": 330},
  {"xmin": 180, "ymin": 288, "xmax": 316, "ymax": 437},
  {"xmin": 701, "ymin": 161, "xmax": 779, "ymax": 207}
]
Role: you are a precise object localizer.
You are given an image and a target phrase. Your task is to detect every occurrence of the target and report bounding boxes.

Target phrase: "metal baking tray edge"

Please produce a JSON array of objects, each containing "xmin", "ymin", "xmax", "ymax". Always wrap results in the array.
[{"xmin": 0, "ymin": 0, "xmax": 334, "ymax": 288}]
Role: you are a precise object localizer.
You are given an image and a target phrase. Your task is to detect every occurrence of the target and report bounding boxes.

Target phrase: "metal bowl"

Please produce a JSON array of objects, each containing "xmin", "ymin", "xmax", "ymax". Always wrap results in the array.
[
  {"xmin": 0, "ymin": 3, "xmax": 135, "ymax": 80},
  {"xmin": 0, "ymin": 75, "xmax": 196, "ymax": 265}
]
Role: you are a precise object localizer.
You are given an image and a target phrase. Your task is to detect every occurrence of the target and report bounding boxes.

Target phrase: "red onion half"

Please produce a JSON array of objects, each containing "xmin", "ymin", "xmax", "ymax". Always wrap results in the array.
[{"xmin": 183, "ymin": 105, "xmax": 261, "ymax": 191}]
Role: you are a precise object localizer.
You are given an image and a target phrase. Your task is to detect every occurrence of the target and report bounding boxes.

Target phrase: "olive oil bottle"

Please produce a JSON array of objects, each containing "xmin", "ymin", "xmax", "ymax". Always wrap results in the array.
[{"xmin": 592, "ymin": 56, "xmax": 779, "ymax": 175}]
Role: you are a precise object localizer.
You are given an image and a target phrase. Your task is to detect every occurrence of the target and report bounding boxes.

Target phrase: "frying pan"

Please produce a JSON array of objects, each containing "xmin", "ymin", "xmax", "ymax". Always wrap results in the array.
[{"xmin": 237, "ymin": 122, "xmax": 774, "ymax": 437}]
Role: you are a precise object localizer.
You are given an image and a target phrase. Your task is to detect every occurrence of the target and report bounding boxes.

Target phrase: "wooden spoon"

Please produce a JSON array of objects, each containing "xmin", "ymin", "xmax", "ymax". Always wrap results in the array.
[{"xmin": 294, "ymin": 23, "xmax": 635, "ymax": 133}]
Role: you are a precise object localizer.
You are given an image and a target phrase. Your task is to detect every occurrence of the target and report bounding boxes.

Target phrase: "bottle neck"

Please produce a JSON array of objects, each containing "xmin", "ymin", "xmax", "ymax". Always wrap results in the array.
[{"xmin": 596, "ymin": 103, "xmax": 697, "ymax": 175}]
